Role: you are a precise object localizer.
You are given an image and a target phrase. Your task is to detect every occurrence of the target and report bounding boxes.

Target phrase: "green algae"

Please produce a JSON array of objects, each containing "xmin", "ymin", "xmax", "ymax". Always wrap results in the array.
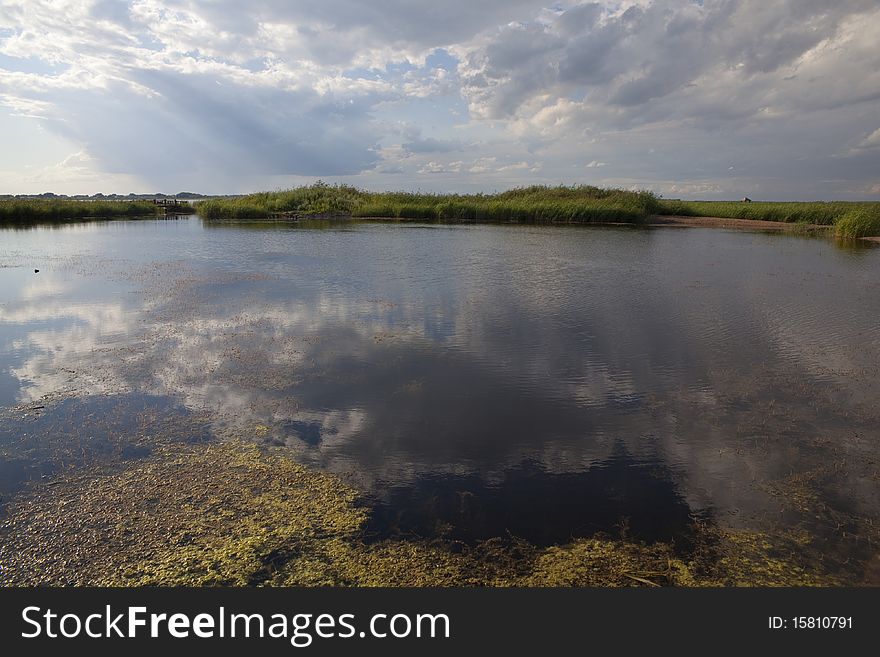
[
  {"xmin": 1, "ymin": 442, "xmax": 363, "ymax": 586},
  {"xmin": 0, "ymin": 440, "xmax": 848, "ymax": 587}
]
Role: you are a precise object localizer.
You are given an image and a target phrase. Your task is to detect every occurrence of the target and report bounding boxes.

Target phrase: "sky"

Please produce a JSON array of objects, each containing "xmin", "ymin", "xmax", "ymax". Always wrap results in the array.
[{"xmin": 0, "ymin": 0, "xmax": 878, "ymax": 199}]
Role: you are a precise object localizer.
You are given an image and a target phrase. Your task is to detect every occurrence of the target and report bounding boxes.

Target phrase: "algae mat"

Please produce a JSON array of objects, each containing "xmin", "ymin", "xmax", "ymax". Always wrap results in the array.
[{"xmin": 0, "ymin": 441, "xmax": 844, "ymax": 587}]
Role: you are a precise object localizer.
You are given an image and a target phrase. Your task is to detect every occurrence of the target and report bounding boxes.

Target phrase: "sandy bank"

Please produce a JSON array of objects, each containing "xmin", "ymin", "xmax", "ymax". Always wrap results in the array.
[{"xmin": 650, "ymin": 214, "xmax": 833, "ymax": 233}]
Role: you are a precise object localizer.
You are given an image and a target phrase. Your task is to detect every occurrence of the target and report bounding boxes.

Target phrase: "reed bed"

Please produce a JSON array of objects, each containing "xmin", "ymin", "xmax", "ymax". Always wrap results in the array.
[
  {"xmin": 834, "ymin": 208, "xmax": 880, "ymax": 239},
  {"xmin": 6, "ymin": 188, "xmax": 877, "ymax": 237},
  {"xmin": 197, "ymin": 183, "xmax": 661, "ymax": 224},
  {"xmin": 196, "ymin": 183, "xmax": 368, "ymax": 220},
  {"xmin": 0, "ymin": 198, "xmax": 163, "ymax": 224},
  {"xmin": 658, "ymin": 199, "xmax": 880, "ymax": 236}
]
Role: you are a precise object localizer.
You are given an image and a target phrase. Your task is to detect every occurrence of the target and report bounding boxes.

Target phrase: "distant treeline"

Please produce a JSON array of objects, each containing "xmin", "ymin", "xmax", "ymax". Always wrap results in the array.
[
  {"xmin": 196, "ymin": 183, "xmax": 662, "ymax": 224},
  {"xmin": 0, "ymin": 198, "xmax": 166, "ymax": 224},
  {"xmin": 1, "ymin": 192, "xmax": 207, "ymax": 201}
]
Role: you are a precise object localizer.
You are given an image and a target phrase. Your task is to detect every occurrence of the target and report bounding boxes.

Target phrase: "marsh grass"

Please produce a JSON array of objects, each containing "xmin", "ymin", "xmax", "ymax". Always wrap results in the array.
[
  {"xmin": 7, "ymin": 187, "xmax": 877, "ymax": 237},
  {"xmin": 834, "ymin": 208, "xmax": 880, "ymax": 239},
  {"xmin": 659, "ymin": 199, "xmax": 880, "ymax": 234},
  {"xmin": 199, "ymin": 185, "xmax": 880, "ymax": 236},
  {"xmin": 0, "ymin": 198, "xmax": 165, "ymax": 224},
  {"xmin": 196, "ymin": 182, "xmax": 368, "ymax": 220},
  {"xmin": 197, "ymin": 183, "xmax": 661, "ymax": 224}
]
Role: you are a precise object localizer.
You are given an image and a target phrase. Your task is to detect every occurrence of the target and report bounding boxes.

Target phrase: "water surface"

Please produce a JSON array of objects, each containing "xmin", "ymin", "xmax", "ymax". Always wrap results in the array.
[{"xmin": 1, "ymin": 218, "xmax": 878, "ymax": 572}]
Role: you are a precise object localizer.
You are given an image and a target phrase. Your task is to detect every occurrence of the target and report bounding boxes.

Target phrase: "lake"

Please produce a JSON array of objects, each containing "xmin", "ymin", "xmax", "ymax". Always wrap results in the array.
[{"xmin": 1, "ymin": 218, "xmax": 879, "ymax": 579}]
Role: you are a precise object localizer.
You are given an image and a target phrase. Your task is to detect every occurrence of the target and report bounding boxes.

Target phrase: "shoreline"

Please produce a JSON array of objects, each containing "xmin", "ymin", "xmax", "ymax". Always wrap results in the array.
[
  {"xmin": 649, "ymin": 215, "xmax": 880, "ymax": 244},
  {"xmin": 648, "ymin": 214, "xmax": 833, "ymax": 233},
  {"xmin": 2, "ymin": 211, "xmax": 878, "ymax": 244},
  {"xmin": 303, "ymin": 213, "xmax": 880, "ymax": 244}
]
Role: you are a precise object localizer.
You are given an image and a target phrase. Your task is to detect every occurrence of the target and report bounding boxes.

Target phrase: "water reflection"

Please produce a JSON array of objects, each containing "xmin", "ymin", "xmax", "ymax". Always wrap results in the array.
[
  {"xmin": 0, "ymin": 393, "xmax": 211, "ymax": 499},
  {"xmin": 365, "ymin": 442, "xmax": 702, "ymax": 547},
  {"xmin": 1, "ymin": 219, "xmax": 879, "ymax": 557}
]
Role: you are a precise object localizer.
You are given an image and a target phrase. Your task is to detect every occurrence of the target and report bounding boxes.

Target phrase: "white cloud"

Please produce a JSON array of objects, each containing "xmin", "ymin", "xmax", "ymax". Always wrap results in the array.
[
  {"xmin": 0, "ymin": 1, "xmax": 878, "ymax": 197},
  {"xmin": 418, "ymin": 160, "xmax": 463, "ymax": 174},
  {"xmin": 853, "ymin": 128, "xmax": 880, "ymax": 152}
]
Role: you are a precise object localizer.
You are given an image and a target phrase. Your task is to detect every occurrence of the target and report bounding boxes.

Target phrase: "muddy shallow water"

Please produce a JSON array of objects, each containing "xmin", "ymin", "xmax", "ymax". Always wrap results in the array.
[{"xmin": 1, "ymin": 218, "xmax": 879, "ymax": 580}]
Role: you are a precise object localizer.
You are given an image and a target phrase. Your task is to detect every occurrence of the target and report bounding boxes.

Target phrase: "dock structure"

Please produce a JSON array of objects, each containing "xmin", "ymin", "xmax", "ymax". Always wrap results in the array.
[
  {"xmin": 268, "ymin": 211, "xmax": 302, "ymax": 220},
  {"xmin": 152, "ymin": 198, "xmax": 192, "ymax": 215}
]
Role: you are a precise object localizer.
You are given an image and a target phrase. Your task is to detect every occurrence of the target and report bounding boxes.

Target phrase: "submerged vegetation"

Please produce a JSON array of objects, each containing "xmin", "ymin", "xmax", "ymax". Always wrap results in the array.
[
  {"xmin": 657, "ymin": 199, "xmax": 880, "ymax": 237},
  {"xmin": 196, "ymin": 182, "xmax": 661, "ymax": 224},
  {"xmin": 0, "ymin": 198, "xmax": 171, "ymax": 224},
  {"xmin": 0, "ymin": 439, "xmax": 848, "ymax": 587}
]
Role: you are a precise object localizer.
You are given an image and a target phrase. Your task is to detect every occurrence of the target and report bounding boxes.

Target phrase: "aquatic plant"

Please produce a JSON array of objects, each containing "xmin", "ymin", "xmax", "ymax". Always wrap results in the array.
[
  {"xmin": 198, "ymin": 185, "xmax": 880, "ymax": 234},
  {"xmin": 0, "ymin": 439, "xmax": 849, "ymax": 587},
  {"xmin": 196, "ymin": 181, "xmax": 368, "ymax": 220},
  {"xmin": 197, "ymin": 184, "xmax": 661, "ymax": 224},
  {"xmin": 0, "ymin": 198, "xmax": 168, "ymax": 224},
  {"xmin": 8, "ymin": 187, "xmax": 876, "ymax": 235},
  {"xmin": 834, "ymin": 208, "xmax": 880, "ymax": 238}
]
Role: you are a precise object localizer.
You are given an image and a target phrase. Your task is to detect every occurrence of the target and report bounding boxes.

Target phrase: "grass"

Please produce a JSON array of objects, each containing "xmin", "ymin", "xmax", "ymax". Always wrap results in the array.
[
  {"xmin": 197, "ymin": 183, "xmax": 662, "ymax": 224},
  {"xmin": 658, "ymin": 199, "xmax": 880, "ymax": 236},
  {"xmin": 196, "ymin": 182, "xmax": 368, "ymax": 220},
  {"xmin": 0, "ymin": 198, "xmax": 171, "ymax": 224},
  {"xmin": 198, "ymin": 185, "xmax": 880, "ymax": 237},
  {"xmin": 834, "ymin": 208, "xmax": 880, "ymax": 239},
  {"xmin": 5, "ymin": 187, "xmax": 877, "ymax": 237}
]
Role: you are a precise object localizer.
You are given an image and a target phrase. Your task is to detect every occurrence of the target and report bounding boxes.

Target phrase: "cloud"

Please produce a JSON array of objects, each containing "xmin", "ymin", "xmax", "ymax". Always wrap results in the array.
[
  {"xmin": 402, "ymin": 137, "xmax": 462, "ymax": 154},
  {"xmin": 459, "ymin": 0, "xmax": 880, "ymax": 124},
  {"xmin": 179, "ymin": 1, "xmax": 548, "ymax": 63},
  {"xmin": 0, "ymin": 1, "xmax": 878, "ymax": 197},
  {"xmin": 418, "ymin": 160, "xmax": 463, "ymax": 174},
  {"xmin": 852, "ymin": 128, "xmax": 880, "ymax": 152}
]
